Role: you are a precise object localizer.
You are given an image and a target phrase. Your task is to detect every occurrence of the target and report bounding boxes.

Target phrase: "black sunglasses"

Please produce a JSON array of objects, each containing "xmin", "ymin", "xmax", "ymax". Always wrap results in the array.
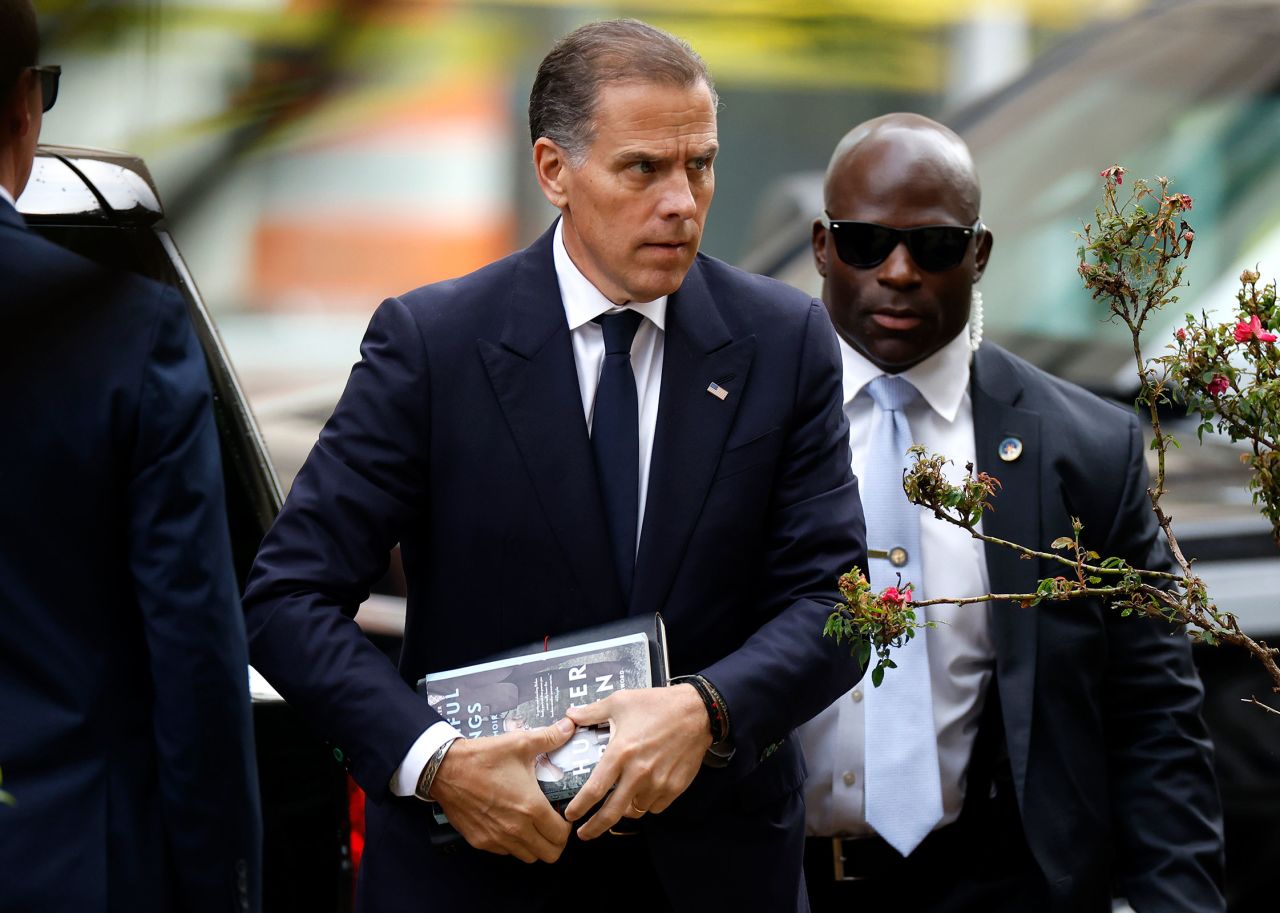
[
  {"xmin": 28, "ymin": 65, "xmax": 60, "ymax": 113},
  {"xmin": 820, "ymin": 214, "xmax": 982, "ymax": 272}
]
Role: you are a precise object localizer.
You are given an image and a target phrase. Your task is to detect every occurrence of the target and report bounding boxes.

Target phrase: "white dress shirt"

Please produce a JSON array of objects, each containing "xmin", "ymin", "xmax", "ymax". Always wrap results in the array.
[
  {"xmin": 391, "ymin": 220, "xmax": 667, "ymax": 796},
  {"xmin": 798, "ymin": 327, "xmax": 996, "ymax": 838},
  {"xmin": 0, "ymin": 185, "xmax": 17, "ymax": 209}
]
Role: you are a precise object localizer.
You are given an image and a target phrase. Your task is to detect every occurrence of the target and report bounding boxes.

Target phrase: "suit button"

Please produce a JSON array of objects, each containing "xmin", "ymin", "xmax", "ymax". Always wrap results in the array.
[
  {"xmin": 851, "ymin": 689, "xmax": 863, "ymax": 702},
  {"xmin": 842, "ymin": 770, "xmax": 856, "ymax": 787}
]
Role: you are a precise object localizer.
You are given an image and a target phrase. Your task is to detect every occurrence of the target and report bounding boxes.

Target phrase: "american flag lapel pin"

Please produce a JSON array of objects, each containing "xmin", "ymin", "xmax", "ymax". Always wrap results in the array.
[{"xmin": 706, "ymin": 382, "xmax": 729, "ymax": 401}]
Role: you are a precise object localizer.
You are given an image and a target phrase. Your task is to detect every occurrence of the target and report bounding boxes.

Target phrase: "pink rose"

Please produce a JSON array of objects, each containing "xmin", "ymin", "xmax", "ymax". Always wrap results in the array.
[
  {"xmin": 881, "ymin": 586, "xmax": 913, "ymax": 606},
  {"xmin": 1175, "ymin": 328, "xmax": 1187, "ymax": 342},
  {"xmin": 1169, "ymin": 193, "xmax": 1193, "ymax": 211},
  {"xmin": 1206, "ymin": 375, "xmax": 1230, "ymax": 397},
  {"xmin": 1234, "ymin": 314, "xmax": 1277, "ymax": 344}
]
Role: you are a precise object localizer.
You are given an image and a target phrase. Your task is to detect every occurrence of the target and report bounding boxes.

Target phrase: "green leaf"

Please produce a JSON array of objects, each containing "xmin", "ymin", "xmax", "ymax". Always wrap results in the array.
[
  {"xmin": 871, "ymin": 664, "xmax": 885, "ymax": 688},
  {"xmin": 856, "ymin": 639, "xmax": 872, "ymax": 670},
  {"xmin": 1051, "ymin": 537, "xmax": 1074, "ymax": 550}
]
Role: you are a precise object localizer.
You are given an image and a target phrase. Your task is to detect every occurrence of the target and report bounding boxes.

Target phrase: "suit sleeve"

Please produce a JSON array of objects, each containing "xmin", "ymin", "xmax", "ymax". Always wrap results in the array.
[
  {"xmin": 702, "ymin": 300, "xmax": 869, "ymax": 766},
  {"xmin": 1102, "ymin": 415, "xmax": 1225, "ymax": 912},
  {"xmin": 242, "ymin": 296, "xmax": 443, "ymax": 801},
  {"xmin": 128, "ymin": 288, "xmax": 262, "ymax": 913}
]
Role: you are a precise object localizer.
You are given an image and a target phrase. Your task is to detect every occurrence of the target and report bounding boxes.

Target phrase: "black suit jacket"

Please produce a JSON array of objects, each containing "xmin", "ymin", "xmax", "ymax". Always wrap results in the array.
[
  {"xmin": 973, "ymin": 342, "xmax": 1224, "ymax": 912},
  {"xmin": 243, "ymin": 223, "xmax": 868, "ymax": 910},
  {"xmin": 0, "ymin": 202, "xmax": 261, "ymax": 912}
]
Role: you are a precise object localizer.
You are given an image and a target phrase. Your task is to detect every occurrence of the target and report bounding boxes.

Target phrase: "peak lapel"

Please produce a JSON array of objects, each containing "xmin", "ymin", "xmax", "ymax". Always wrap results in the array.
[
  {"xmin": 971, "ymin": 343, "xmax": 1041, "ymax": 808},
  {"xmin": 630, "ymin": 260, "xmax": 756, "ymax": 618},
  {"xmin": 478, "ymin": 226, "xmax": 626, "ymax": 624}
]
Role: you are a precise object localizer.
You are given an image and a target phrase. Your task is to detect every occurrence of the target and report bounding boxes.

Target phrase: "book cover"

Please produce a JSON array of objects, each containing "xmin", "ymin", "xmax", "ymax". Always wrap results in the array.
[{"xmin": 418, "ymin": 632, "xmax": 653, "ymax": 803}]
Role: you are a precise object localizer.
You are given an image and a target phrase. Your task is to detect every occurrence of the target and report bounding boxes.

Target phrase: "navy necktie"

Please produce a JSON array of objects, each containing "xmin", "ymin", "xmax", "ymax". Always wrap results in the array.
[{"xmin": 592, "ymin": 310, "xmax": 644, "ymax": 603}]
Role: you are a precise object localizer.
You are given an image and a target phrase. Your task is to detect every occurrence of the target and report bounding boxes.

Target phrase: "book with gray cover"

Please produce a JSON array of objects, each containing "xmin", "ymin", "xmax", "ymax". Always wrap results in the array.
[
  {"xmin": 417, "ymin": 615, "xmax": 668, "ymax": 805},
  {"xmin": 422, "ymin": 630, "xmax": 650, "ymax": 799}
]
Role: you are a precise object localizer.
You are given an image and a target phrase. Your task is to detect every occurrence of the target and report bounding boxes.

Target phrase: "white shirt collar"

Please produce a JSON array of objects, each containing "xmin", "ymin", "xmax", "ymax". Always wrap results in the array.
[
  {"xmin": 553, "ymin": 219, "xmax": 667, "ymax": 332},
  {"xmin": 839, "ymin": 324, "xmax": 973, "ymax": 423},
  {"xmin": 0, "ymin": 185, "xmax": 16, "ymax": 210}
]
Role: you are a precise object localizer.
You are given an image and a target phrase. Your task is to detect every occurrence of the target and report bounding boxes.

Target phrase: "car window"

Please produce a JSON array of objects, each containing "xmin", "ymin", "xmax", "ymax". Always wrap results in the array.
[{"xmin": 962, "ymin": 3, "xmax": 1280, "ymax": 391}]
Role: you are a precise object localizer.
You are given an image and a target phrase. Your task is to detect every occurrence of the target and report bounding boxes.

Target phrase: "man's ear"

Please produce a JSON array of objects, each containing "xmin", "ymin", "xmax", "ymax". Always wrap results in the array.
[
  {"xmin": 974, "ymin": 227, "xmax": 994, "ymax": 282},
  {"xmin": 4, "ymin": 74, "xmax": 33, "ymax": 142},
  {"xmin": 532, "ymin": 137, "xmax": 572, "ymax": 209},
  {"xmin": 812, "ymin": 218, "xmax": 829, "ymax": 278}
]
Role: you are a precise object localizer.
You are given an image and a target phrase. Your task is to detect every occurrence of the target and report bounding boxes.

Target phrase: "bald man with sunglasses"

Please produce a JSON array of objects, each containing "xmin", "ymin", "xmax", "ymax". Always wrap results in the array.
[{"xmin": 796, "ymin": 114, "xmax": 1224, "ymax": 913}]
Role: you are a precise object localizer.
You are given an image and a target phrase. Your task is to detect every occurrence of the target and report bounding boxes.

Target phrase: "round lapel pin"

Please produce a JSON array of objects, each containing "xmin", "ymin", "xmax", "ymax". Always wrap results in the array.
[
  {"xmin": 998, "ymin": 436, "xmax": 1023, "ymax": 462},
  {"xmin": 888, "ymin": 546, "xmax": 909, "ymax": 568}
]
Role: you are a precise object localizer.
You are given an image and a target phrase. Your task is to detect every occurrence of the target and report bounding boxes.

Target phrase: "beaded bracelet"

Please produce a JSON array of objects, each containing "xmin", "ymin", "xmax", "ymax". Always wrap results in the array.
[
  {"xmin": 670, "ymin": 674, "xmax": 730, "ymax": 745},
  {"xmin": 414, "ymin": 736, "xmax": 459, "ymax": 803},
  {"xmin": 701, "ymin": 676, "xmax": 731, "ymax": 744}
]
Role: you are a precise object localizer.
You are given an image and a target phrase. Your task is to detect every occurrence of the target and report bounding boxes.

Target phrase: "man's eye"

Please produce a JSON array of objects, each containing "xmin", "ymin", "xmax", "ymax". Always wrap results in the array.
[
  {"xmin": 630, "ymin": 161, "xmax": 656, "ymax": 174},
  {"xmin": 690, "ymin": 157, "xmax": 711, "ymax": 171}
]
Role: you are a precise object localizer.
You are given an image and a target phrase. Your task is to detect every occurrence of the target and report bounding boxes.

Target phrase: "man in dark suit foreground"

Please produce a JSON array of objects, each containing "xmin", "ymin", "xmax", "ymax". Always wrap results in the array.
[
  {"xmin": 0, "ymin": 2, "xmax": 261, "ymax": 910},
  {"xmin": 243, "ymin": 18, "xmax": 866, "ymax": 912},
  {"xmin": 798, "ymin": 113, "xmax": 1224, "ymax": 912}
]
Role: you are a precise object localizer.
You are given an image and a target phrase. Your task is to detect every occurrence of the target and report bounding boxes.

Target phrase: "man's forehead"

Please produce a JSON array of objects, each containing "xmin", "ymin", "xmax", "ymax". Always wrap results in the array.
[
  {"xmin": 827, "ymin": 130, "xmax": 979, "ymax": 219},
  {"xmin": 592, "ymin": 81, "xmax": 717, "ymax": 138}
]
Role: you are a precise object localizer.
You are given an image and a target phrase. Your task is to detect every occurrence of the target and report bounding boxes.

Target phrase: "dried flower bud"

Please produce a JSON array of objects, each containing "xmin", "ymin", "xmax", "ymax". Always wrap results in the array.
[{"xmin": 1099, "ymin": 164, "xmax": 1126, "ymax": 186}]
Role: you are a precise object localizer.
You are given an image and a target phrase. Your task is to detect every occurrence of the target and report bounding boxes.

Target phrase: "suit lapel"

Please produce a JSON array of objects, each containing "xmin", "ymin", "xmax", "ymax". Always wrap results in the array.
[
  {"xmin": 478, "ymin": 226, "xmax": 626, "ymax": 625},
  {"xmin": 971, "ymin": 343, "xmax": 1041, "ymax": 807},
  {"xmin": 630, "ymin": 259, "xmax": 755, "ymax": 618}
]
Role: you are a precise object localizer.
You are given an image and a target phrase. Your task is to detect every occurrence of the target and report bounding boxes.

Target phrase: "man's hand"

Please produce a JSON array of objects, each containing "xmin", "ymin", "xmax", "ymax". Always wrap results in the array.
[
  {"xmin": 428, "ymin": 718, "xmax": 576, "ymax": 863},
  {"xmin": 563, "ymin": 685, "xmax": 712, "ymax": 840}
]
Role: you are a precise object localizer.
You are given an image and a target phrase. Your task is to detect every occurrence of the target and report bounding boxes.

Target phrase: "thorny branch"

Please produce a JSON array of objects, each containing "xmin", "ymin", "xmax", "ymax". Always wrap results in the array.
[{"xmin": 827, "ymin": 167, "xmax": 1280, "ymax": 708}]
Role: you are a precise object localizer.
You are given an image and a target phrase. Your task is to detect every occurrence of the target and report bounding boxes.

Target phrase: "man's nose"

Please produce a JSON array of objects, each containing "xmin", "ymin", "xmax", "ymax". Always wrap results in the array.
[
  {"xmin": 659, "ymin": 171, "xmax": 697, "ymax": 221},
  {"xmin": 877, "ymin": 242, "xmax": 922, "ymax": 288}
]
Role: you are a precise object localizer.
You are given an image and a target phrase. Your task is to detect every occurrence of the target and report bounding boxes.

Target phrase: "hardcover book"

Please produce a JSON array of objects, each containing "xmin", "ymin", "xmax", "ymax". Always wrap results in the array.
[{"xmin": 416, "ymin": 613, "xmax": 669, "ymax": 806}]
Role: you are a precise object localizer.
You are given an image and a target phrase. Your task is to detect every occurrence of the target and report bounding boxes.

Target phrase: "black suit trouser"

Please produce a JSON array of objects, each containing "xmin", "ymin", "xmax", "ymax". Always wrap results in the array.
[{"xmin": 803, "ymin": 781, "xmax": 1047, "ymax": 913}]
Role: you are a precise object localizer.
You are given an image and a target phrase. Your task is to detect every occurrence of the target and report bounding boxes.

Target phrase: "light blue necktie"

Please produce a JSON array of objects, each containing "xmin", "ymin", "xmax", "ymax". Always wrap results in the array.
[{"xmin": 861, "ymin": 374, "xmax": 943, "ymax": 856}]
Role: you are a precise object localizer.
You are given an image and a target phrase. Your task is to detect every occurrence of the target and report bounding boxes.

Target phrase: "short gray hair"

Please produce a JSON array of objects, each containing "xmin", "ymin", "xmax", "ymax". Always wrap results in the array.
[{"xmin": 529, "ymin": 19, "xmax": 717, "ymax": 165}]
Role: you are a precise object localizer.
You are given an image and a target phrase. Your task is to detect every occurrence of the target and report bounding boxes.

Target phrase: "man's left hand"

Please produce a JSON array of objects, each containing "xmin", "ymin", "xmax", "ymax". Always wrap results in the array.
[{"xmin": 563, "ymin": 684, "xmax": 713, "ymax": 840}]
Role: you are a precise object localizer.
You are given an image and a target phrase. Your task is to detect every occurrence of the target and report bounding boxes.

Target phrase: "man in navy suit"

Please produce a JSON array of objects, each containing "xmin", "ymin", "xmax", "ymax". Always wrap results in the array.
[
  {"xmin": 799, "ymin": 113, "xmax": 1224, "ymax": 912},
  {"xmin": 243, "ymin": 19, "xmax": 866, "ymax": 912},
  {"xmin": 0, "ymin": 2, "xmax": 261, "ymax": 909}
]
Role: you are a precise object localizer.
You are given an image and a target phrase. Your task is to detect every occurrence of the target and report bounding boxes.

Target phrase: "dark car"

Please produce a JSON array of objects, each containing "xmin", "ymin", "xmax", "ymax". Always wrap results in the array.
[{"xmin": 17, "ymin": 144, "xmax": 358, "ymax": 913}]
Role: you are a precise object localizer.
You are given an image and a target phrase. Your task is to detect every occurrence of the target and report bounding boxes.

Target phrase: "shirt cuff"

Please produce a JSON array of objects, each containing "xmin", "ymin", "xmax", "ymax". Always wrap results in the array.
[{"xmin": 389, "ymin": 720, "xmax": 464, "ymax": 797}]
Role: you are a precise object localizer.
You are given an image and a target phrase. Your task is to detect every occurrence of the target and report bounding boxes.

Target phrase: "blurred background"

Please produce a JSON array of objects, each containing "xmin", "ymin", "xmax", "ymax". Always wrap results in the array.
[{"xmin": 30, "ymin": 0, "xmax": 1157, "ymax": 488}]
